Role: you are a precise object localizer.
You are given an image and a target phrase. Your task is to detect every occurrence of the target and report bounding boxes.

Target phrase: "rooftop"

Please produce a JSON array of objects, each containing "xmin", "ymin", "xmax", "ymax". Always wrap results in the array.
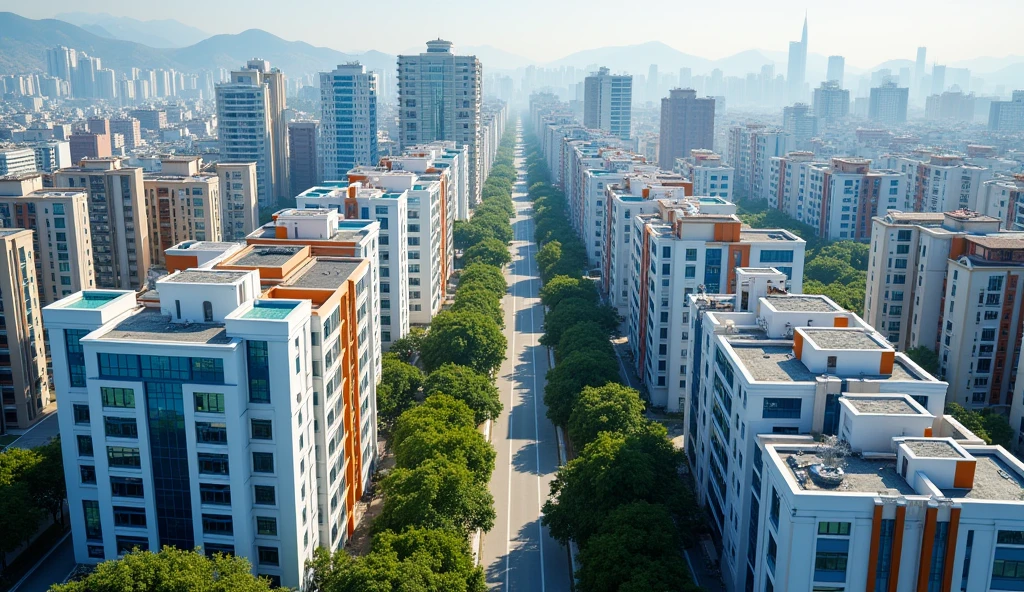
[
  {"xmin": 287, "ymin": 259, "xmax": 362, "ymax": 289},
  {"xmin": 950, "ymin": 454, "xmax": 1024, "ymax": 501},
  {"xmin": 968, "ymin": 235, "xmax": 1024, "ymax": 250},
  {"xmin": 904, "ymin": 439, "xmax": 965, "ymax": 458},
  {"xmin": 233, "ymin": 246, "xmax": 304, "ymax": 267},
  {"xmin": 64, "ymin": 291, "xmax": 121, "ymax": 309},
  {"xmin": 764, "ymin": 295, "xmax": 840, "ymax": 313},
  {"xmin": 0, "ymin": 228, "xmax": 27, "ymax": 237},
  {"xmin": 848, "ymin": 397, "xmax": 919, "ymax": 415},
  {"xmin": 783, "ymin": 451, "xmax": 917, "ymax": 495},
  {"xmin": 241, "ymin": 300, "xmax": 299, "ymax": 320},
  {"xmin": 732, "ymin": 344, "xmax": 815, "ymax": 382},
  {"xmin": 802, "ymin": 328, "xmax": 886, "ymax": 350},
  {"xmin": 166, "ymin": 270, "xmax": 249, "ymax": 284},
  {"xmin": 174, "ymin": 241, "xmax": 240, "ymax": 252},
  {"xmin": 740, "ymin": 229, "xmax": 800, "ymax": 242},
  {"xmin": 98, "ymin": 311, "xmax": 231, "ymax": 345}
]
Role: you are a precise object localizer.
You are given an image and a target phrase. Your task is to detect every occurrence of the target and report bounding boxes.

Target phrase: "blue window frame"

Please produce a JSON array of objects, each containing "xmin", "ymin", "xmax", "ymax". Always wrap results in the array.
[
  {"xmin": 65, "ymin": 329, "xmax": 89, "ymax": 387},
  {"xmin": 763, "ymin": 398, "xmax": 802, "ymax": 419},
  {"xmin": 247, "ymin": 341, "xmax": 270, "ymax": 403}
]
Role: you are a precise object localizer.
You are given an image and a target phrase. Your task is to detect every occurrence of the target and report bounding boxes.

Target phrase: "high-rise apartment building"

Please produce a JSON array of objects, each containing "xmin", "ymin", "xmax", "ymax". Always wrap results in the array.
[
  {"xmin": 110, "ymin": 119, "xmax": 142, "ymax": 151},
  {"xmin": 825, "ymin": 55, "xmax": 845, "ymax": 87},
  {"xmin": 880, "ymin": 153, "xmax": 992, "ymax": 213},
  {"xmin": 988, "ymin": 91, "xmax": 1024, "ymax": 132},
  {"xmin": 288, "ymin": 121, "xmax": 321, "ymax": 198},
  {"xmin": 129, "ymin": 109, "xmax": 167, "ymax": 131},
  {"xmin": 812, "ymin": 81, "xmax": 850, "ymax": 123},
  {"xmin": 782, "ymin": 103, "xmax": 818, "ymax": 150},
  {"xmin": 727, "ymin": 124, "xmax": 794, "ymax": 200},
  {"xmin": 69, "ymin": 132, "xmax": 111, "ymax": 164},
  {"xmin": 143, "ymin": 157, "xmax": 221, "ymax": 264},
  {"xmin": 53, "ymin": 158, "xmax": 151, "ymax": 290},
  {"xmin": 786, "ymin": 16, "xmax": 808, "ymax": 103},
  {"xmin": 658, "ymin": 88, "xmax": 715, "ymax": 170},
  {"xmin": 979, "ymin": 174, "xmax": 1024, "ymax": 231},
  {"xmin": 868, "ymin": 82, "xmax": 910, "ymax": 125},
  {"xmin": 46, "ymin": 46, "xmax": 76, "ymax": 83},
  {"xmin": 30, "ymin": 141, "xmax": 72, "ymax": 173},
  {"xmin": 319, "ymin": 64, "xmax": 378, "ymax": 182},
  {"xmin": 627, "ymin": 199, "xmax": 805, "ymax": 407},
  {"xmin": 215, "ymin": 162, "xmax": 259, "ymax": 242},
  {"xmin": 397, "ymin": 41, "xmax": 482, "ymax": 205},
  {"xmin": 0, "ymin": 229, "xmax": 50, "ymax": 432},
  {"xmin": 45, "ymin": 217, "xmax": 380, "ymax": 586},
  {"xmin": 0, "ymin": 148, "xmax": 37, "ymax": 176},
  {"xmin": 216, "ymin": 61, "xmax": 287, "ymax": 209},
  {"xmin": 673, "ymin": 150, "xmax": 733, "ymax": 201},
  {"xmin": 583, "ymin": 67, "xmax": 633, "ymax": 141}
]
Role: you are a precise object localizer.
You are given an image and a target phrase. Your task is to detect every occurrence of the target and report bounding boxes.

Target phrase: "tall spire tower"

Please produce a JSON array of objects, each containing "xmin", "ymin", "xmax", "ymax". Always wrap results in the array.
[{"xmin": 786, "ymin": 13, "xmax": 808, "ymax": 104}]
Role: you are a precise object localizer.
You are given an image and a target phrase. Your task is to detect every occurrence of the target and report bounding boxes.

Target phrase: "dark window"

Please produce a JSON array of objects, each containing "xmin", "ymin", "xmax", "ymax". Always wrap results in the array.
[
  {"xmin": 73, "ymin": 404, "xmax": 91, "ymax": 424},
  {"xmin": 875, "ymin": 519, "xmax": 896, "ymax": 590},
  {"xmin": 140, "ymin": 355, "xmax": 190, "ymax": 380},
  {"xmin": 80, "ymin": 465, "xmax": 97, "ymax": 484},
  {"xmin": 191, "ymin": 358, "xmax": 224, "ymax": 383},
  {"xmin": 202, "ymin": 514, "xmax": 233, "ymax": 535},
  {"xmin": 77, "ymin": 434, "xmax": 94, "ymax": 457},
  {"xmin": 998, "ymin": 531, "xmax": 1024, "ymax": 545},
  {"xmin": 254, "ymin": 485, "xmax": 276, "ymax": 505},
  {"xmin": 104, "ymin": 416, "xmax": 139, "ymax": 438},
  {"xmin": 199, "ymin": 483, "xmax": 232, "ymax": 505},
  {"xmin": 253, "ymin": 452, "xmax": 274, "ymax": 473},
  {"xmin": 83, "ymin": 500, "xmax": 102, "ymax": 540},
  {"xmin": 107, "ymin": 446, "xmax": 141, "ymax": 468},
  {"xmin": 763, "ymin": 398, "xmax": 802, "ymax": 419},
  {"xmin": 101, "ymin": 387, "xmax": 135, "ymax": 408},
  {"xmin": 257, "ymin": 546, "xmax": 279, "ymax": 566},
  {"xmin": 196, "ymin": 422, "xmax": 227, "ymax": 444},
  {"xmin": 65, "ymin": 329, "xmax": 89, "ymax": 387},
  {"xmin": 98, "ymin": 353, "xmax": 140, "ymax": 378},
  {"xmin": 113, "ymin": 506, "xmax": 147, "ymax": 528},
  {"xmin": 251, "ymin": 419, "xmax": 273, "ymax": 440},
  {"xmin": 110, "ymin": 476, "xmax": 144, "ymax": 498},
  {"xmin": 259, "ymin": 575, "xmax": 282, "ymax": 587},
  {"xmin": 256, "ymin": 516, "xmax": 278, "ymax": 536},
  {"xmin": 203, "ymin": 301, "xmax": 213, "ymax": 322},
  {"xmin": 145, "ymin": 381, "xmax": 194, "ymax": 550},
  {"xmin": 818, "ymin": 522, "xmax": 851, "ymax": 536},
  {"xmin": 204, "ymin": 544, "xmax": 234, "ymax": 558},
  {"xmin": 194, "ymin": 392, "xmax": 225, "ymax": 413},
  {"xmin": 247, "ymin": 341, "xmax": 270, "ymax": 403},
  {"xmin": 116, "ymin": 536, "xmax": 149, "ymax": 554},
  {"xmin": 198, "ymin": 453, "xmax": 230, "ymax": 475}
]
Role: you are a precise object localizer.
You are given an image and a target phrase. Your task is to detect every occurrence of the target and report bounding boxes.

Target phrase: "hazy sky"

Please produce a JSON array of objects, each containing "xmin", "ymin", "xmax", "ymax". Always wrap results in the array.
[{"xmin": 9, "ymin": 0, "xmax": 1024, "ymax": 67}]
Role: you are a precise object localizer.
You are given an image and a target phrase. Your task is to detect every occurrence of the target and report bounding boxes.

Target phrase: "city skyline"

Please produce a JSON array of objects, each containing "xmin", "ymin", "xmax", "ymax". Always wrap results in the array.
[{"xmin": 10, "ymin": 0, "xmax": 1024, "ymax": 70}]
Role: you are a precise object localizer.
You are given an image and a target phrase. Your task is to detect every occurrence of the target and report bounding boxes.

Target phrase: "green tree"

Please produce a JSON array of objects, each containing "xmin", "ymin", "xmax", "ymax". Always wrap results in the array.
[
  {"xmin": 568, "ymin": 384, "xmax": 647, "ymax": 448},
  {"xmin": 804, "ymin": 256, "xmax": 858, "ymax": 285},
  {"xmin": 393, "ymin": 422, "xmax": 495, "ymax": 484},
  {"xmin": 467, "ymin": 213, "xmax": 513, "ymax": 245},
  {"xmin": 576, "ymin": 502, "xmax": 697, "ymax": 592},
  {"xmin": 542, "ymin": 423, "xmax": 684, "ymax": 546},
  {"xmin": 982, "ymin": 412, "xmax": 1014, "ymax": 448},
  {"xmin": 540, "ymin": 298, "xmax": 618, "ymax": 348},
  {"xmin": 305, "ymin": 528, "xmax": 485, "ymax": 592},
  {"xmin": 535, "ymin": 241, "xmax": 562, "ymax": 277},
  {"xmin": 423, "ymin": 364, "xmax": 502, "ymax": 424},
  {"xmin": 27, "ymin": 438, "xmax": 67, "ymax": 527},
  {"xmin": 454, "ymin": 220, "xmax": 494, "ymax": 250},
  {"xmin": 419, "ymin": 311, "xmax": 507, "ymax": 375},
  {"xmin": 374, "ymin": 458, "xmax": 495, "ymax": 535},
  {"xmin": 388, "ymin": 327, "xmax": 425, "ymax": 363},
  {"xmin": 905, "ymin": 346, "xmax": 940, "ymax": 375},
  {"xmin": 451, "ymin": 287, "xmax": 504, "ymax": 328},
  {"xmin": 539, "ymin": 275, "xmax": 598, "ymax": 310},
  {"xmin": 0, "ymin": 445, "xmax": 41, "ymax": 486},
  {"xmin": 555, "ymin": 322, "xmax": 615, "ymax": 363},
  {"xmin": 0, "ymin": 482, "xmax": 42, "ymax": 570},
  {"xmin": 392, "ymin": 395, "xmax": 477, "ymax": 451},
  {"xmin": 464, "ymin": 238, "xmax": 512, "ymax": 268},
  {"xmin": 458, "ymin": 264, "xmax": 507, "ymax": 299},
  {"xmin": 377, "ymin": 354, "xmax": 424, "ymax": 423},
  {"xmin": 544, "ymin": 350, "xmax": 621, "ymax": 427},
  {"xmin": 50, "ymin": 547, "xmax": 286, "ymax": 592},
  {"xmin": 946, "ymin": 402, "xmax": 989, "ymax": 442}
]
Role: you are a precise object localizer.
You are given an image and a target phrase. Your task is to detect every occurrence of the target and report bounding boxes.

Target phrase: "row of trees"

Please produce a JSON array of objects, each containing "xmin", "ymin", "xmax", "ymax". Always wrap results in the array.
[
  {"xmin": 1, "ymin": 439, "xmax": 65, "ymax": 572},
  {"xmin": 303, "ymin": 127, "xmax": 519, "ymax": 591},
  {"xmin": 523, "ymin": 133, "xmax": 703, "ymax": 592}
]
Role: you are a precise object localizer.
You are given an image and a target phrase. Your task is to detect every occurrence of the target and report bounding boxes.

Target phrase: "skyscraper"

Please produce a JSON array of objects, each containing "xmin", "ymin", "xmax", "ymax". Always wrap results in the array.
[
  {"xmin": 216, "ymin": 61, "xmax": 287, "ymax": 209},
  {"xmin": 397, "ymin": 40, "xmax": 482, "ymax": 205},
  {"xmin": 319, "ymin": 64, "xmax": 377, "ymax": 182},
  {"xmin": 812, "ymin": 81, "xmax": 850, "ymax": 122},
  {"xmin": 583, "ymin": 67, "xmax": 633, "ymax": 140},
  {"xmin": 868, "ymin": 81, "xmax": 909, "ymax": 124},
  {"xmin": 915, "ymin": 47, "xmax": 927, "ymax": 89},
  {"xmin": 288, "ymin": 121, "xmax": 321, "ymax": 196},
  {"xmin": 826, "ymin": 55, "xmax": 845, "ymax": 87},
  {"xmin": 786, "ymin": 15, "xmax": 808, "ymax": 103},
  {"xmin": 658, "ymin": 88, "xmax": 715, "ymax": 169}
]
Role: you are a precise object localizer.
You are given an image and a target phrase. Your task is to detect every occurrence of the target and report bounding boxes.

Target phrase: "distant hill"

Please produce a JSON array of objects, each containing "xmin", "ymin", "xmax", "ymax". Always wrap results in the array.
[
  {"xmin": 0, "ymin": 12, "xmax": 395, "ymax": 79},
  {"xmin": 548, "ymin": 41, "xmax": 713, "ymax": 75},
  {"xmin": 56, "ymin": 12, "xmax": 210, "ymax": 48}
]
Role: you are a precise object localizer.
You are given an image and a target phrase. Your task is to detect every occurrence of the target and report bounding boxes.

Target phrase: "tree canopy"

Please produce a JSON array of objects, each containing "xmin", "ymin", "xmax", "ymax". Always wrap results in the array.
[
  {"xmin": 373, "ymin": 457, "xmax": 495, "ymax": 536},
  {"xmin": 458, "ymin": 264, "xmax": 507, "ymax": 299},
  {"xmin": 419, "ymin": 311, "xmax": 506, "ymax": 375},
  {"xmin": 568, "ymin": 384, "xmax": 647, "ymax": 448},
  {"xmin": 423, "ymin": 364, "xmax": 502, "ymax": 425},
  {"xmin": 450, "ymin": 287, "xmax": 504, "ymax": 329},
  {"xmin": 539, "ymin": 275, "xmax": 598, "ymax": 310},
  {"xmin": 544, "ymin": 350, "xmax": 621, "ymax": 427},
  {"xmin": 463, "ymin": 238, "xmax": 512, "ymax": 269},
  {"xmin": 539, "ymin": 297, "xmax": 618, "ymax": 348},
  {"xmin": 377, "ymin": 354, "xmax": 424, "ymax": 423}
]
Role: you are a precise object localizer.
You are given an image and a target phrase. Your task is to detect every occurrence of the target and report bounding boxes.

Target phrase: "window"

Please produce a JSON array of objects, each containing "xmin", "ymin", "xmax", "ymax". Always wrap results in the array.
[
  {"xmin": 194, "ymin": 392, "xmax": 225, "ymax": 413},
  {"xmin": 104, "ymin": 417, "xmax": 138, "ymax": 439},
  {"xmin": 65, "ymin": 329, "xmax": 89, "ymax": 387},
  {"xmin": 98, "ymin": 353, "xmax": 139, "ymax": 378},
  {"xmin": 257, "ymin": 546, "xmax": 279, "ymax": 566},
  {"xmin": 204, "ymin": 544, "xmax": 234, "ymax": 558},
  {"xmin": 251, "ymin": 419, "xmax": 273, "ymax": 440},
  {"xmin": 767, "ymin": 533, "xmax": 778, "ymax": 574},
  {"xmin": 107, "ymin": 446, "xmax": 141, "ymax": 467},
  {"xmin": 760, "ymin": 250, "xmax": 794, "ymax": 263},
  {"xmin": 116, "ymin": 536, "xmax": 149, "ymax": 554},
  {"xmin": 685, "ymin": 248, "xmax": 697, "ymax": 261},
  {"xmin": 113, "ymin": 506, "xmax": 147, "ymax": 528},
  {"xmin": 255, "ymin": 485, "xmax": 276, "ymax": 505},
  {"xmin": 814, "ymin": 540, "xmax": 850, "ymax": 583},
  {"xmin": 196, "ymin": 422, "xmax": 228, "ymax": 444},
  {"xmin": 247, "ymin": 341, "xmax": 271, "ymax": 403},
  {"xmin": 818, "ymin": 522, "xmax": 851, "ymax": 536},
  {"xmin": 191, "ymin": 358, "xmax": 224, "ymax": 383},
  {"xmin": 101, "ymin": 387, "xmax": 135, "ymax": 408},
  {"xmin": 256, "ymin": 516, "xmax": 278, "ymax": 536},
  {"xmin": 769, "ymin": 487, "xmax": 780, "ymax": 529},
  {"xmin": 77, "ymin": 434, "xmax": 94, "ymax": 457},
  {"xmin": 763, "ymin": 398, "xmax": 802, "ymax": 419},
  {"xmin": 253, "ymin": 452, "xmax": 274, "ymax": 473},
  {"xmin": 83, "ymin": 500, "xmax": 102, "ymax": 540},
  {"xmin": 989, "ymin": 276, "xmax": 1005, "ymax": 292},
  {"xmin": 110, "ymin": 476, "xmax": 144, "ymax": 498},
  {"xmin": 73, "ymin": 404, "xmax": 91, "ymax": 424},
  {"xmin": 203, "ymin": 301, "xmax": 213, "ymax": 322},
  {"xmin": 202, "ymin": 514, "xmax": 233, "ymax": 535},
  {"xmin": 199, "ymin": 483, "xmax": 232, "ymax": 505},
  {"xmin": 80, "ymin": 465, "xmax": 97, "ymax": 484},
  {"xmin": 197, "ymin": 453, "xmax": 229, "ymax": 475},
  {"xmin": 140, "ymin": 356, "xmax": 190, "ymax": 380}
]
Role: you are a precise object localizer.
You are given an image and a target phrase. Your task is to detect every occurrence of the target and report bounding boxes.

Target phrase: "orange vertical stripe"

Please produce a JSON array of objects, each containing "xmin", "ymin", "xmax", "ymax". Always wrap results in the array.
[
  {"xmin": 889, "ymin": 505, "xmax": 907, "ymax": 592},
  {"xmin": 917, "ymin": 507, "xmax": 938, "ymax": 592},
  {"xmin": 941, "ymin": 508, "xmax": 961, "ymax": 592},
  {"xmin": 866, "ymin": 504, "xmax": 884, "ymax": 592}
]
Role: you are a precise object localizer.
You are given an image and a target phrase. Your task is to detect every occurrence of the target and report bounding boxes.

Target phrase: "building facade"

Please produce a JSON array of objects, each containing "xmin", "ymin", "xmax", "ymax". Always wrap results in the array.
[
  {"xmin": 320, "ymin": 64, "xmax": 378, "ymax": 182},
  {"xmin": 288, "ymin": 121, "xmax": 321, "ymax": 198},
  {"xmin": 215, "ymin": 162, "xmax": 259, "ymax": 242},
  {"xmin": 143, "ymin": 157, "xmax": 222, "ymax": 265},
  {"xmin": 658, "ymin": 88, "xmax": 715, "ymax": 170},
  {"xmin": 584, "ymin": 67, "xmax": 633, "ymax": 141}
]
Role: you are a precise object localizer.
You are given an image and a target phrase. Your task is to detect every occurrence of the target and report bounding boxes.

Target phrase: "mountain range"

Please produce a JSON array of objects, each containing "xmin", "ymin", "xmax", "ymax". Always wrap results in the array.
[{"xmin": 3, "ymin": 11, "xmax": 1024, "ymax": 89}]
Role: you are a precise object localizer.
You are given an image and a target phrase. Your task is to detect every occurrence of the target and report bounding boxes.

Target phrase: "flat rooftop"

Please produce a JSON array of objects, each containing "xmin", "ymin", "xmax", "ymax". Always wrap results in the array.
[
  {"xmin": 783, "ymin": 451, "xmax": 917, "ymax": 495},
  {"xmin": 765, "ymin": 295, "xmax": 840, "ymax": 313},
  {"xmin": 174, "ymin": 241, "xmax": 239, "ymax": 251},
  {"xmin": 802, "ymin": 328, "xmax": 886, "ymax": 350},
  {"xmin": 728, "ymin": 339, "xmax": 921, "ymax": 383},
  {"xmin": 849, "ymin": 397, "xmax": 919, "ymax": 415},
  {"xmin": 0, "ymin": 229, "xmax": 27, "ymax": 237},
  {"xmin": 740, "ymin": 230, "xmax": 800, "ymax": 242},
  {"xmin": 167, "ymin": 270, "xmax": 248, "ymax": 284},
  {"xmin": 949, "ymin": 454, "xmax": 1024, "ymax": 501},
  {"xmin": 98, "ymin": 312, "xmax": 231, "ymax": 345},
  {"xmin": 287, "ymin": 259, "xmax": 362, "ymax": 289},
  {"xmin": 233, "ymin": 246, "xmax": 304, "ymax": 267},
  {"xmin": 64, "ymin": 291, "xmax": 122, "ymax": 309},
  {"xmin": 904, "ymin": 439, "xmax": 964, "ymax": 458},
  {"xmin": 241, "ymin": 300, "xmax": 299, "ymax": 320}
]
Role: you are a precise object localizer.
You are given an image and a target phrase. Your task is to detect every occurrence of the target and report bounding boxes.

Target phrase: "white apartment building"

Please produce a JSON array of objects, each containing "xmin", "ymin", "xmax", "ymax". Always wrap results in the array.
[
  {"xmin": 880, "ymin": 152, "xmax": 992, "ymax": 214},
  {"xmin": 978, "ymin": 174, "xmax": 1024, "ymax": 231},
  {"xmin": 864, "ymin": 210, "xmax": 1024, "ymax": 410},
  {"xmin": 727, "ymin": 124, "xmax": 794, "ymax": 200},
  {"xmin": 295, "ymin": 185, "xmax": 410, "ymax": 348},
  {"xmin": 0, "ymin": 147, "xmax": 37, "ymax": 176},
  {"xmin": 46, "ymin": 230, "xmax": 380, "ymax": 588},
  {"xmin": 628, "ymin": 201, "xmax": 805, "ymax": 408},
  {"xmin": 30, "ymin": 141, "xmax": 72, "ymax": 173},
  {"xmin": 319, "ymin": 64, "xmax": 378, "ymax": 181},
  {"xmin": 401, "ymin": 142, "xmax": 468, "ymax": 221},
  {"xmin": 143, "ymin": 157, "xmax": 221, "ymax": 264},
  {"xmin": 215, "ymin": 162, "xmax": 259, "ymax": 242},
  {"xmin": 602, "ymin": 172, "xmax": 693, "ymax": 314},
  {"xmin": 683, "ymin": 281, "xmax": 953, "ymax": 592},
  {"xmin": 583, "ymin": 67, "xmax": 633, "ymax": 141},
  {"xmin": 674, "ymin": 149, "xmax": 734, "ymax": 201}
]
